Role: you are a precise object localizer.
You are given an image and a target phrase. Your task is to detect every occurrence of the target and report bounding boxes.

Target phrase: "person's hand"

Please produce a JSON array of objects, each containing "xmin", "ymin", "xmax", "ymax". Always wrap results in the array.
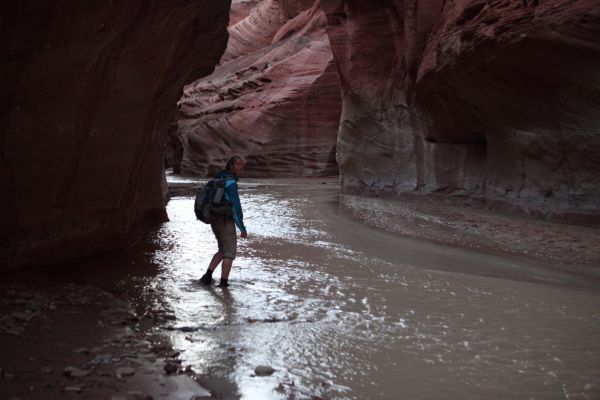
[{"xmin": 241, "ymin": 231, "xmax": 248, "ymax": 239}]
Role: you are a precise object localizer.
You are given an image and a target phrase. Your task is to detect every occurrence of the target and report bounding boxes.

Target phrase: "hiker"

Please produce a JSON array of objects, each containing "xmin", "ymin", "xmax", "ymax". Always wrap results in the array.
[{"xmin": 199, "ymin": 155, "xmax": 248, "ymax": 288}]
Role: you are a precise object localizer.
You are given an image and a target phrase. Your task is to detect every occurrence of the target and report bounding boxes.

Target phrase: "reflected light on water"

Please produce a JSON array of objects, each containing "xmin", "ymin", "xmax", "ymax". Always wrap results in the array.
[
  {"xmin": 148, "ymin": 195, "xmax": 353, "ymax": 399},
  {"xmin": 138, "ymin": 184, "xmax": 600, "ymax": 400}
]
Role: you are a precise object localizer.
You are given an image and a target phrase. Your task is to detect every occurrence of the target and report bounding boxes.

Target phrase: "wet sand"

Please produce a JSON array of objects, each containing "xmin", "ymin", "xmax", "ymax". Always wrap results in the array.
[
  {"xmin": 1, "ymin": 178, "xmax": 599, "ymax": 399},
  {"xmin": 342, "ymin": 191, "xmax": 600, "ymax": 275}
]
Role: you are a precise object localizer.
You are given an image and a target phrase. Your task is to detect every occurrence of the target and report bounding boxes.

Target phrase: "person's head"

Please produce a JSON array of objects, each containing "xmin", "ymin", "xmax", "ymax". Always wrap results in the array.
[{"xmin": 225, "ymin": 155, "xmax": 246, "ymax": 176}]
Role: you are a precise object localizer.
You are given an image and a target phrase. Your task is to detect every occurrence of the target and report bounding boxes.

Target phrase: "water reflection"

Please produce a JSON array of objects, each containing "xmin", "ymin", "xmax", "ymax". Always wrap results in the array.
[
  {"xmin": 144, "ymin": 183, "xmax": 600, "ymax": 400},
  {"xmin": 165, "ymin": 170, "xmax": 202, "ymax": 184}
]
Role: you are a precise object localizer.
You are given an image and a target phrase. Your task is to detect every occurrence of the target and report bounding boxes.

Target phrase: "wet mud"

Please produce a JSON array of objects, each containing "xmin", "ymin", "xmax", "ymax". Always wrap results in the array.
[{"xmin": 1, "ymin": 178, "xmax": 599, "ymax": 399}]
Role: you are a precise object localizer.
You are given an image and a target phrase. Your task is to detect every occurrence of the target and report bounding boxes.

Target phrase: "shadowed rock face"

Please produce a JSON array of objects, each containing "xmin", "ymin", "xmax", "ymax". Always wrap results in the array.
[
  {"xmin": 320, "ymin": 0, "xmax": 600, "ymax": 224},
  {"xmin": 174, "ymin": 0, "xmax": 341, "ymax": 177},
  {"xmin": 0, "ymin": 1, "xmax": 231, "ymax": 269}
]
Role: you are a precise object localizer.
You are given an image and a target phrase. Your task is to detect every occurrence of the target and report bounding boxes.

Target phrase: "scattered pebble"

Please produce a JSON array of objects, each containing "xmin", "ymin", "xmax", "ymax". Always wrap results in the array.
[
  {"xmin": 254, "ymin": 365, "xmax": 275, "ymax": 376},
  {"xmin": 73, "ymin": 347, "xmax": 89, "ymax": 354},
  {"xmin": 116, "ymin": 366, "xmax": 136, "ymax": 379},
  {"xmin": 164, "ymin": 361, "xmax": 178, "ymax": 374},
  {"xmin": 64, "ymin": 366, "xmax": 91, "ymax": 378},
  {"xmin": 190, "ymin": 394, "xmax": 211, "ymax": 400},
  {"xmin": 127, "ymin": 390, "xmax": 151, "ymax": 399},
  {"xmin": 64, "ymin": 386, "xmax": 83, "ymax": 393}
]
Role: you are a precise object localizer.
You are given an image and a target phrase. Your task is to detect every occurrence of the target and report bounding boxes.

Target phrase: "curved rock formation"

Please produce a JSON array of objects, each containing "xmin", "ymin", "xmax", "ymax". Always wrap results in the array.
[
  {"xmin": 320, "ymin": 0, "xmax": 600, "ymax": 224},
  {"xmin": 229, "ymin": 0, "xmax": 261, "ymax": 27},
  {"xmin": 221, "ymin": 0, "xmax": 287, "ymax": 63},
  {"xmin": 175, "ymin": 0, "xmax": 341, "ymax": 177},
  {"xmin": 0, "ymin": 1, "xmax": 230, "ymax": 269}
]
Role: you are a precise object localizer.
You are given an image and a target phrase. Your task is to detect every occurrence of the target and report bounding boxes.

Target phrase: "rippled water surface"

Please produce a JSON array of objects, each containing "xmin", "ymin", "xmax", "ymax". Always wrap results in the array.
[{"xmin": 140, "ymin": 180, "xmax": 600, "ymax": 399}]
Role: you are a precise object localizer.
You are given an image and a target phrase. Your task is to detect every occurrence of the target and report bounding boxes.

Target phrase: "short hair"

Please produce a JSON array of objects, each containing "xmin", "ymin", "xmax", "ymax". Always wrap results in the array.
[{"xmin": 225, "ymin": 155, "xmax": 246, "ymax": 171}]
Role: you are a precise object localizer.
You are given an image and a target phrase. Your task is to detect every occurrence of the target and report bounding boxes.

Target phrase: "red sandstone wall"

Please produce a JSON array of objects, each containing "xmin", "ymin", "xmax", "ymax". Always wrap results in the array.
[
  {"xmin": 175, "ymin": 0, "xmax": 341, "ymax": 177},
  {"xmin": 320, "ymin": 0, "xmax": 600, "ymax": 224},
  {"xmin": 0, "ymin": 1, "xmax": 231, "ymax": 269},
  {"xmin": 221, "ymin": 0, "xmax": 286, "ymax": 63},
  {"xmin": 229, "ymin": 0, "xmax": 261, "ymax": 26}
]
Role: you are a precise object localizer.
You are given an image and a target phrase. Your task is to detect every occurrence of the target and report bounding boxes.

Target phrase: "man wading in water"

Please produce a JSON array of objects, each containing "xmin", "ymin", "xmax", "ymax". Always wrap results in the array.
[{"xmin": 199, "ymin": 156, "xmax": 248, "ymax": 288}]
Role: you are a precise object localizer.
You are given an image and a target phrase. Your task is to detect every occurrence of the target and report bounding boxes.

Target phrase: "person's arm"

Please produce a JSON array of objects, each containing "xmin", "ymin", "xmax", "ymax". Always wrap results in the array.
[{"xmin": 224, "ymin": 180, "xmax": 247, "ymax": 234}]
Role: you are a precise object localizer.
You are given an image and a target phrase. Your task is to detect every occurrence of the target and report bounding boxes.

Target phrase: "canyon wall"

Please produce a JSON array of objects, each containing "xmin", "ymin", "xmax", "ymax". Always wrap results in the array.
[
  {"xmin": 320, "ymin": 0, "xmax": 600, "ymax": 224},
  {"xmin": 0, "ymin": 1, "xmax": 231, "ymax": 269},
  {"xmin": 174, "ymin": 0, "xmax": 341, "ymax": 177}
]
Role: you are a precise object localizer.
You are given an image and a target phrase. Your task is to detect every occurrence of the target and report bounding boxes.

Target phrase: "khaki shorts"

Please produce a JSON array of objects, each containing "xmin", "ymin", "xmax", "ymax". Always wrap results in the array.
[{"xmin": 211, "ymin": 218, "xmax": 237, "ymax": 259}]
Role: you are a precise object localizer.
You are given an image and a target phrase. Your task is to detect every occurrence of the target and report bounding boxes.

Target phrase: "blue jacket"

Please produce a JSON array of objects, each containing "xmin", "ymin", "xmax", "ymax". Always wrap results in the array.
[{"xmin": 215, "ymin": 170, "xmax": 246, "ymax": 233}]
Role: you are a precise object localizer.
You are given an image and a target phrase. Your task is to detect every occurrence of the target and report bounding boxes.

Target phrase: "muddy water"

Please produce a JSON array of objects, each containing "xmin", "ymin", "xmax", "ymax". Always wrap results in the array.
[{"xmin": 147, "ymin": 179, "xmax": 600, "ymax": 399}]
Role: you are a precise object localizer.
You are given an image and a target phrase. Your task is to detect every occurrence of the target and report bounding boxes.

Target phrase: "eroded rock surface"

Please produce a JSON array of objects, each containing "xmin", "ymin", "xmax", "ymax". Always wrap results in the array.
[
  {"xmin": 174, "ymin": 0, "xmax": 341, "ymax": 177},
  {"xmin": 321, "ymin": 0, "xmax": 600, "ymax": 224},
  {"xmin": 229, "ymin": 0, "xmax": 261, "ymax": 27},
  {"xmin": 0, "ymin": 1, "xmax": 230, "ymax": 269}
]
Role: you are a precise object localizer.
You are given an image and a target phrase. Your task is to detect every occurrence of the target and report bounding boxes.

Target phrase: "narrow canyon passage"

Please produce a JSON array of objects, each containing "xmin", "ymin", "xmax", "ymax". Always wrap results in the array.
[
  {"xmin": 3, "ymin": 1, "xmax": 599, "ymax": 397},
  {"xmin": 128, "ymin": 178, "xmax": 599, "ymax": 399}
]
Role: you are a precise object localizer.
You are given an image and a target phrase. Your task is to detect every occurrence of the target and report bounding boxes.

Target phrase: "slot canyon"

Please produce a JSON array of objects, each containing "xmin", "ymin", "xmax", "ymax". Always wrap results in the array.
[{"xmin": 1, "ymin": 1, "xmax": 599, "ymax": 399}]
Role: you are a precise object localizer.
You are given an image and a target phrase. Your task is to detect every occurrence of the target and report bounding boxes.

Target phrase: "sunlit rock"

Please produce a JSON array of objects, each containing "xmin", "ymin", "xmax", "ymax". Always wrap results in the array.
[
  {"xmin": 320, "ymin": 0, "xmax": 600, "ymax": 224},
  {"xmin": 0, "ymin": 1, "xmax": 231, "ymax": 269},
  {"xmin": 174, "ymin": 0, "xmax": 341, "ymax": 177}
]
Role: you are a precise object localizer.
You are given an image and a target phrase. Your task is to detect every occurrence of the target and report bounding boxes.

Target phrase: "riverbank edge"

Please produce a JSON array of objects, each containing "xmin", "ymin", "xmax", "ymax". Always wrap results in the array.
[
  {"xmin": 341, "ymin": 192, "xmax": 600, "ymax": 279},
  {"xmin": 0, "ymin": 279, "xmax": 228, "ymax": 399}
]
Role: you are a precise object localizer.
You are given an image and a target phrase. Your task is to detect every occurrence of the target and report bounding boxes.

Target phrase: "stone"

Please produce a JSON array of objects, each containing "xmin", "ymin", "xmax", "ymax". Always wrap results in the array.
[
  {"xmin": 116, "ymin": 366, "xmax": 136, "ymax": 379},
  {"xmin": 164, "ymin": 361, "xmax": 179, "ymax": 374},
  {"xmin": 127, "ymin": 390, "xmax": 151, "ymax": 399},
  {"xmin": 73, "ymin": 347, "xmax": 89, "ymax": 354},
  {"xmin": 64, "ymin": 366, "xmax": 91, "ymax": 378},
  {"xmin": 190, "ymin": 395, "xmax": 211, "ymax": 400},
  {"xmin": 184, "ymin": 365, "xmax": 195, "ymax": 374},
  {"xmin": 64, "ymin": 386, "xmax": 83, "ymax": 393},
  {"xmin": 254, "ymin": 365, "xmax": 276, "ymax": 376},
  {"xmin": 88, "ymin": 353, "xmax": 115, "ymax": 366}
]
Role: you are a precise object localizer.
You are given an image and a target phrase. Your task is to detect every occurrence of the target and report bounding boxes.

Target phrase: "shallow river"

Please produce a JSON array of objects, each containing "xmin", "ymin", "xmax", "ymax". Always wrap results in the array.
[{"xmin": 134, "ymin": 179, "xmax": 600, "ymax": 399}]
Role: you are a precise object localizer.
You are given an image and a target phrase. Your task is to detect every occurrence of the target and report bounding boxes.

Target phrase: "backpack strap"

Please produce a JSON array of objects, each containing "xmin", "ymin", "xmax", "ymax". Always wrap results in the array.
[{"xmin": 224, "ymin": 178, "xmax": 236, "ymax": 189}]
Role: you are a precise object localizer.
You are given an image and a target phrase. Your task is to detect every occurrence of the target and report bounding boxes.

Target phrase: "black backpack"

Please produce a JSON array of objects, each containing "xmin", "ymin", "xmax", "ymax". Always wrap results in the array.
[{"xmin": 194, "ymin": 177, "xmax": 233, "ymax": 223}]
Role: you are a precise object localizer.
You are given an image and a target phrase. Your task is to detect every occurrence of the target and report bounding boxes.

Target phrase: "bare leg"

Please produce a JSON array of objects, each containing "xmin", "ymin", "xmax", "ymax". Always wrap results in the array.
[
  {"xmin": 199, "ymin": 252, "xmax": 223, "ymax": 285},
  {"xmin": 208, "ymin": 252, "xmax": 223, "ymax": 272},
  {"xmin": 221, "ymin": 257, "xmax": 234, "ymax": 280}
]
